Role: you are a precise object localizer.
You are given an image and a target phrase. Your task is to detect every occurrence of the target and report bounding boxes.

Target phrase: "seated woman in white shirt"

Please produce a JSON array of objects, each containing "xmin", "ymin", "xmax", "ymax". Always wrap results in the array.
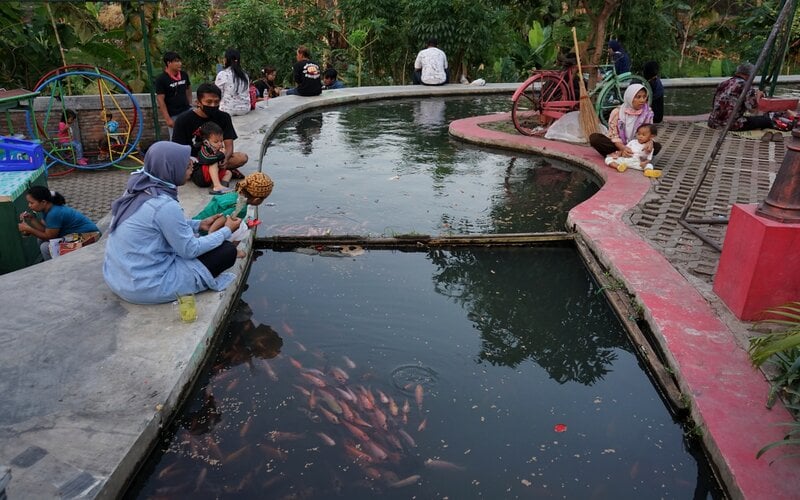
[{"xmin": 412, "ymin": 38, "xmax": 449, "ymax": 86}]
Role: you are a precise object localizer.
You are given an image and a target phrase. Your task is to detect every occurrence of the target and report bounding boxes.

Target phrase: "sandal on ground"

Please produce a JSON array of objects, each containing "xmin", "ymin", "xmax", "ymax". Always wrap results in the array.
[
  {"xmin": 229, "ymin": 168, "xmax": 245, "ymax": 179},
  {"xmin": 643, "ymin": 169, "xmax": 662, "ymax": 178},
  {"xmin": 760, "ymin": 131, "xmax": 774, "ymax": 142},
  {"xmin": 209, "ymin": 187, "xmax": 233, "ymax": 195}
]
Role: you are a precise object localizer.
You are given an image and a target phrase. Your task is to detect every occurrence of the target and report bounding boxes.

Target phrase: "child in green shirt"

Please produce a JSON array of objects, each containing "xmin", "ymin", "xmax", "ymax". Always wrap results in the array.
[{"xmin": 193, "ymin": 172, "xmax": 274, "ymax": 254}]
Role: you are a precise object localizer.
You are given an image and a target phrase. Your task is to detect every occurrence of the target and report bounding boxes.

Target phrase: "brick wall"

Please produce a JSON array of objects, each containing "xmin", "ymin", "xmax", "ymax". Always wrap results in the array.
[{"xmin": 0, "ymin": 94, "xmax": 169, "ymax": 158}]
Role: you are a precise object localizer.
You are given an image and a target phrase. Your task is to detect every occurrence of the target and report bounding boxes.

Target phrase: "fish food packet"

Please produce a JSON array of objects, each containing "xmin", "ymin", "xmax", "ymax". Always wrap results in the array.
[{"xmin": 233, "ymin": 194, "xmax": 247, "ymax": 218}]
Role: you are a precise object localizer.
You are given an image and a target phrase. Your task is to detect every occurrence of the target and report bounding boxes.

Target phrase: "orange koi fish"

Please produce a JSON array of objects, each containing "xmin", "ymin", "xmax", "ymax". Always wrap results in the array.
[
  {"xmin": 319, "ymin": 406, "xmax": 340, "ymax": 424},
  {"xmin": 415, "ymin": 384, "xmax": 424, "ymax": 411},
  {"xmin": 344, "ymin": 443, "xmax": 372, "ymax": 463},
  {"xmin": 288, "ymin": 357, "xmax": 303, "ymax": 370},
  {"xmin": 342, "ymin": 420, "xmax": 371, "ymax": 442},
  {"xmin": 417, "ymin": 417, "xmax": 427, "ymax": 432},
  {"xmin": 300, "ymin": 372, "xmax": 327, "ymax": 388}
]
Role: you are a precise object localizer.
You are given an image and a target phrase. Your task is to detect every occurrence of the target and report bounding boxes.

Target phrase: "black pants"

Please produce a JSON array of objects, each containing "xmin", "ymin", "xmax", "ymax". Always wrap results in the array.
[
  {"xmin": 736, "ymin": 114, "xmax": 774, "ymax": 131},
  {"xmin": 589, "ymin": 133, "xmax": 662, "ymax": 158},
  {"xmin": 198, "ymin": 240, "xmax": 237, "ymax": 277}
]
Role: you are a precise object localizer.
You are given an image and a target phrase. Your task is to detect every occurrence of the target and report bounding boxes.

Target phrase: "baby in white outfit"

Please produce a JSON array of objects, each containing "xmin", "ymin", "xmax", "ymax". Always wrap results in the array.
[{"xmin": 605, "ymin": 123, "xmax": 660, "ymax": 178}]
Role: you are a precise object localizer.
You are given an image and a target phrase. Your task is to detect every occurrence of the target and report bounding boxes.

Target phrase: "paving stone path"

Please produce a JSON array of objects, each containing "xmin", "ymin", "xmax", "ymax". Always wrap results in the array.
[{"xmin": 628, "ymin": 122, "xmax": 785, "ymax": 284}]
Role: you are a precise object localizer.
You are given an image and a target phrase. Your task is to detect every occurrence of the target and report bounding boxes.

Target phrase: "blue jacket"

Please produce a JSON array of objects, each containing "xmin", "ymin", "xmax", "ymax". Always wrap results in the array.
[{"xmin": 103, "ymin": 195, "xmax": 234, "ymax": 304}]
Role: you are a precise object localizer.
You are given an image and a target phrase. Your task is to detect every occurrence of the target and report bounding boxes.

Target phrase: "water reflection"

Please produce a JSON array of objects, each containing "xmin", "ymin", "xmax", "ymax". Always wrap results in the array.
[
  {"xmin": 131, "ymin": 249, "xmax": 723, "ymax": 499},
  {"xmin": 262, "ymin": 97, "xmax": 598, "ymax": 237},
  {"xmin": 429, "ymin": 247, "xmax": 626, "ymax": 385},
  {"xmin": 295, "ymin": 113, "xmax": 323, "ymax": 155},
  {"xmin": 413, "ymin": 98, "xmax": 447, "ymax": 132}
]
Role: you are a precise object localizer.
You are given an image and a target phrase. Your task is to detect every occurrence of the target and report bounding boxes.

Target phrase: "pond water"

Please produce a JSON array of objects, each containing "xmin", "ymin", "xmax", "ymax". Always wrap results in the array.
[
  {"xmin": 664, "ymin": 83, "xmax": 800, "ymax": 116},
  {"xmin": 259, "ymin": 96, "xmax": 598, "ymax": 236},
  {"xmin": 129, "ymin": 248, "xmax": 722, "ymax": 499},
  {"xmin": 127, "ymin": 96, "xmax": 724, "ymax": 498}
]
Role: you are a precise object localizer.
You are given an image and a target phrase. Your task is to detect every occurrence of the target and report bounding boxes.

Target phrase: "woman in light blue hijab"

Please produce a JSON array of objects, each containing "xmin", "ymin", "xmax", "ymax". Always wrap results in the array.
[{"xmin": 104, "ymin": 141, "xmax": 241, "ymax": 304}]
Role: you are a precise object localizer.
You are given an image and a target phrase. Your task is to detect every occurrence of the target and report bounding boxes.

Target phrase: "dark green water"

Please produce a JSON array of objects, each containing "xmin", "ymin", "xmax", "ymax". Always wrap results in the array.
[
  {"xmin": 130, "ymin": 248, "xmax": 722, "ymax": 499},
  {"xmin": 260, "ymin": 96, "xmax": 599, "ymax": 236},
  {"xmin": 128, "ymin": 95, "xmax": 724, "ymax": 498}
]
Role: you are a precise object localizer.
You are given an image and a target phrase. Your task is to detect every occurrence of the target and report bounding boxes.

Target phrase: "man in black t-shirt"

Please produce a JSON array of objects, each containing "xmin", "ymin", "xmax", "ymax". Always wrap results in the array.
[
  {"xmin": 286, "ymin": 46, "xmax": 322, "ymax": 97},
  {"xmin": 155, "ymin": 51, "xmax": 192, "ymax": 139},
  {"xmin": 173, "ymin": 83, "xmax": 248, "ymax": 178}
]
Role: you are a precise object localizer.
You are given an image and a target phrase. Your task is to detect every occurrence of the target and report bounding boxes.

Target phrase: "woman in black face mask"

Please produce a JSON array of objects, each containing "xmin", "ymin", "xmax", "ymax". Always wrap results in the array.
[{"xmin": 171, "ymin": 82, "xmax": 249, "ymax": 177}]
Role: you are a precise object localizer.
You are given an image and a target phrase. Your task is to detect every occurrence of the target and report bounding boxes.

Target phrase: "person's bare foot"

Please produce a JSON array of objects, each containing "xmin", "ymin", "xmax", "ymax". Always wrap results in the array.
[{"xmin": 237, "ymin": 249, "xmax": 246, "ymax": 258}]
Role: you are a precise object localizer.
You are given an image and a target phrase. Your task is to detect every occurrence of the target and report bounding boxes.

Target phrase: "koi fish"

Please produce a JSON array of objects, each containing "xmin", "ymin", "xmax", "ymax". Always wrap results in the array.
[
  {"xmin": 318, "ymin": 390, "xmax": 343, "ymax": 414},
  {"xmin": 376, "ymin": 389, "xmax": 390, "ymax": 404},
  {"xmin": 397, "ymin": 429, "xmax": 417, "ymax": 448},
  {"xmin": 370, "ymin": 407, "xmax": 388, "ymax": 430},
  {"xmin": 388, "ymin": 397, "xmax": 399, "ymax": 416},
  {"xmin": 329, "ymin": 366, "xmax": 349, "ymax": 383},
  {"xmin": 223, "ymin": 445, "xmax": 250, "ymax": 465},
  {"xmin": 294, "ymin": 341, "xmax": 307, "ymax": 352},
  {"xmin": 281, "ymin": 320, "xmax": 294, "ymax": 336},
  {"xmin": 415, "ymin": 384, "xmax": 424, "ymax": 411},
  {"xmin": 300, "ymin": 372, "xmax": 327, "ymax": 388},
  {"xmin": 194, "ymin": 467, "xmax": 207, "ymax": 492},
  {"xmin": 342, "ymin": 420, "xmax": 371, "ymax": 442},
  {"xmin": 363, "ymin": 467, "xmax": 382, "ymax": 480},
  {"xmin": 344, "ymin": 443, "xmax": 373, "ymax": 463},
  {"xmin": 424, "ymin": 458, "xmax": 465, "ymax": 471},
  {"xmin": 309, "ymin": 389, "xmax": 317, "ymax": 409},
  {"xmin": 316, "ymin": 432, "xmax": 336, "ymax": 446},
  {"xmin": 402, "ymin": 399, "xmax": 410, "ymax": 415},
  {"xmin": 336, "ymin": 386, "xmax": 358, "ymax": 402},
  {"xmin": 258, "ymin": 443, "xmax": 288, "ymax": 461},
  {"xmin": 389, "ymin": 474, "xmax": 421, "ymax": 488},
  {"xmin": 319, "ymin": 406, "xmax": 340, "ymax": 424},
  {"xmin": 288, "ymin": 357, "xmax": 303, "ymax": 370},
  {"xmin": 293, "ymin": 384, "xmax": 311, "ymax": 397},
  {"xmin": 358, "ymin": 387, "xmax": 375, "ymax": 410},
  {"xmin": 239, "ymin": 416, "xmax": 253, "ymax": 438},
  {"xmin": 364, "ymin": 440, "xmax": 388, "ymax": 461},
  {"xmin": 417, "ymin": 417, "xmax": 427, "ymax": 432},
  {"xmin": 297, "ymin": 407, "xmax": 320, "ymax": 423},
  {"xmin": 258, "ymin": 359, "xmax": 278, "ymax": 381},
  {"xmin": 342, "ymin": 355, "xmax": 357, "ymax": 369},
  {"xmin": 269, "ymin": 431, "xmax": 307, "ymax": 442}
]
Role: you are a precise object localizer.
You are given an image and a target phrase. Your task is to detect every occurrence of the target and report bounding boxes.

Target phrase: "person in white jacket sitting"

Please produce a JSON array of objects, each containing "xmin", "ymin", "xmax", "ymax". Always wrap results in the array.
[{"xmin": 413, "ymin": 38, "xmax": 448, "ymax": 86}]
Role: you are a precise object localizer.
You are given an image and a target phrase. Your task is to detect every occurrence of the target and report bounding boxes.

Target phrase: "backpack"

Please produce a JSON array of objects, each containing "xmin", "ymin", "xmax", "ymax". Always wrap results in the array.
[{"xmin": 249, "ymin": 84, "xmax": 258, "ymax": 110}]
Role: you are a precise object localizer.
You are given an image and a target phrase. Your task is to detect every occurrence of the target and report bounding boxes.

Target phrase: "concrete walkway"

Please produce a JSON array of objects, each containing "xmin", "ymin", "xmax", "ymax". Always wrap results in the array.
[{"xmin": 1, "ymin": 79, "xmax": 799, "ymax": 499}]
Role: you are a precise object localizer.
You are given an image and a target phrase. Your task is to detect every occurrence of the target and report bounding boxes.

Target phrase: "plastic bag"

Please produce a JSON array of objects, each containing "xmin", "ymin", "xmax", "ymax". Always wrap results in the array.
[{"xmin": 544, "ymin": 111, "xmax": 607, "ymax": 143}]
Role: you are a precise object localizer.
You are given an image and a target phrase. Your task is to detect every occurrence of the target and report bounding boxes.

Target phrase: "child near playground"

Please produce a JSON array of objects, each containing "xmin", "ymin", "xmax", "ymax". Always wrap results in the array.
[
  {"xmin": 193, "ymin": 171, "xmax": 274, "ymax": 257},
  {"xmin": 605, "ymin": 124, "xmax": 661, "ymax": 178},
  {"xmin": 58, "ymin": 109, "xmax": 88, "ymax": 166},
  {"xmin": 190, "ymin": 121, "xmax": 232, "ymax": 195}
]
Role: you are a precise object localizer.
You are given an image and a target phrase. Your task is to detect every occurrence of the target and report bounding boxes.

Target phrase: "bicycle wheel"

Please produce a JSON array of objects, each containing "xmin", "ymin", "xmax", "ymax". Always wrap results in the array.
[
  {"xmin": 512, "ymin": 74, "xmax": 568, "ymax": 136},
  {"xmin": 595, "ymin": 74, "xmax": 651, "ymax": 126}
]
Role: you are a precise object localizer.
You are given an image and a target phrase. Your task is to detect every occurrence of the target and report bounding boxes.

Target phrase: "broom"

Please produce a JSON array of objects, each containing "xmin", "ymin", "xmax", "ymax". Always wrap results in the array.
[{"xmin": 571, "ymin": 27, "xmax": 601, "ymax": 140}]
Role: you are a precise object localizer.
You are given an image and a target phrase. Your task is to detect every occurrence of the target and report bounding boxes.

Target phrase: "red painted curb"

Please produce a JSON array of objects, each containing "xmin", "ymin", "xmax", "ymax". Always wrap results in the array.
[{"xmin": 450, "ymin": 113, "xmax": 800, "ymax": 500}]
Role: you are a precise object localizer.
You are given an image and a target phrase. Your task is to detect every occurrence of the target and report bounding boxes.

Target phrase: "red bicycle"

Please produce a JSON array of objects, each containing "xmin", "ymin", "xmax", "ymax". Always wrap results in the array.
[{"xmin": 511, "ymin": 63, "xmax": 650, "ymax": 136}]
